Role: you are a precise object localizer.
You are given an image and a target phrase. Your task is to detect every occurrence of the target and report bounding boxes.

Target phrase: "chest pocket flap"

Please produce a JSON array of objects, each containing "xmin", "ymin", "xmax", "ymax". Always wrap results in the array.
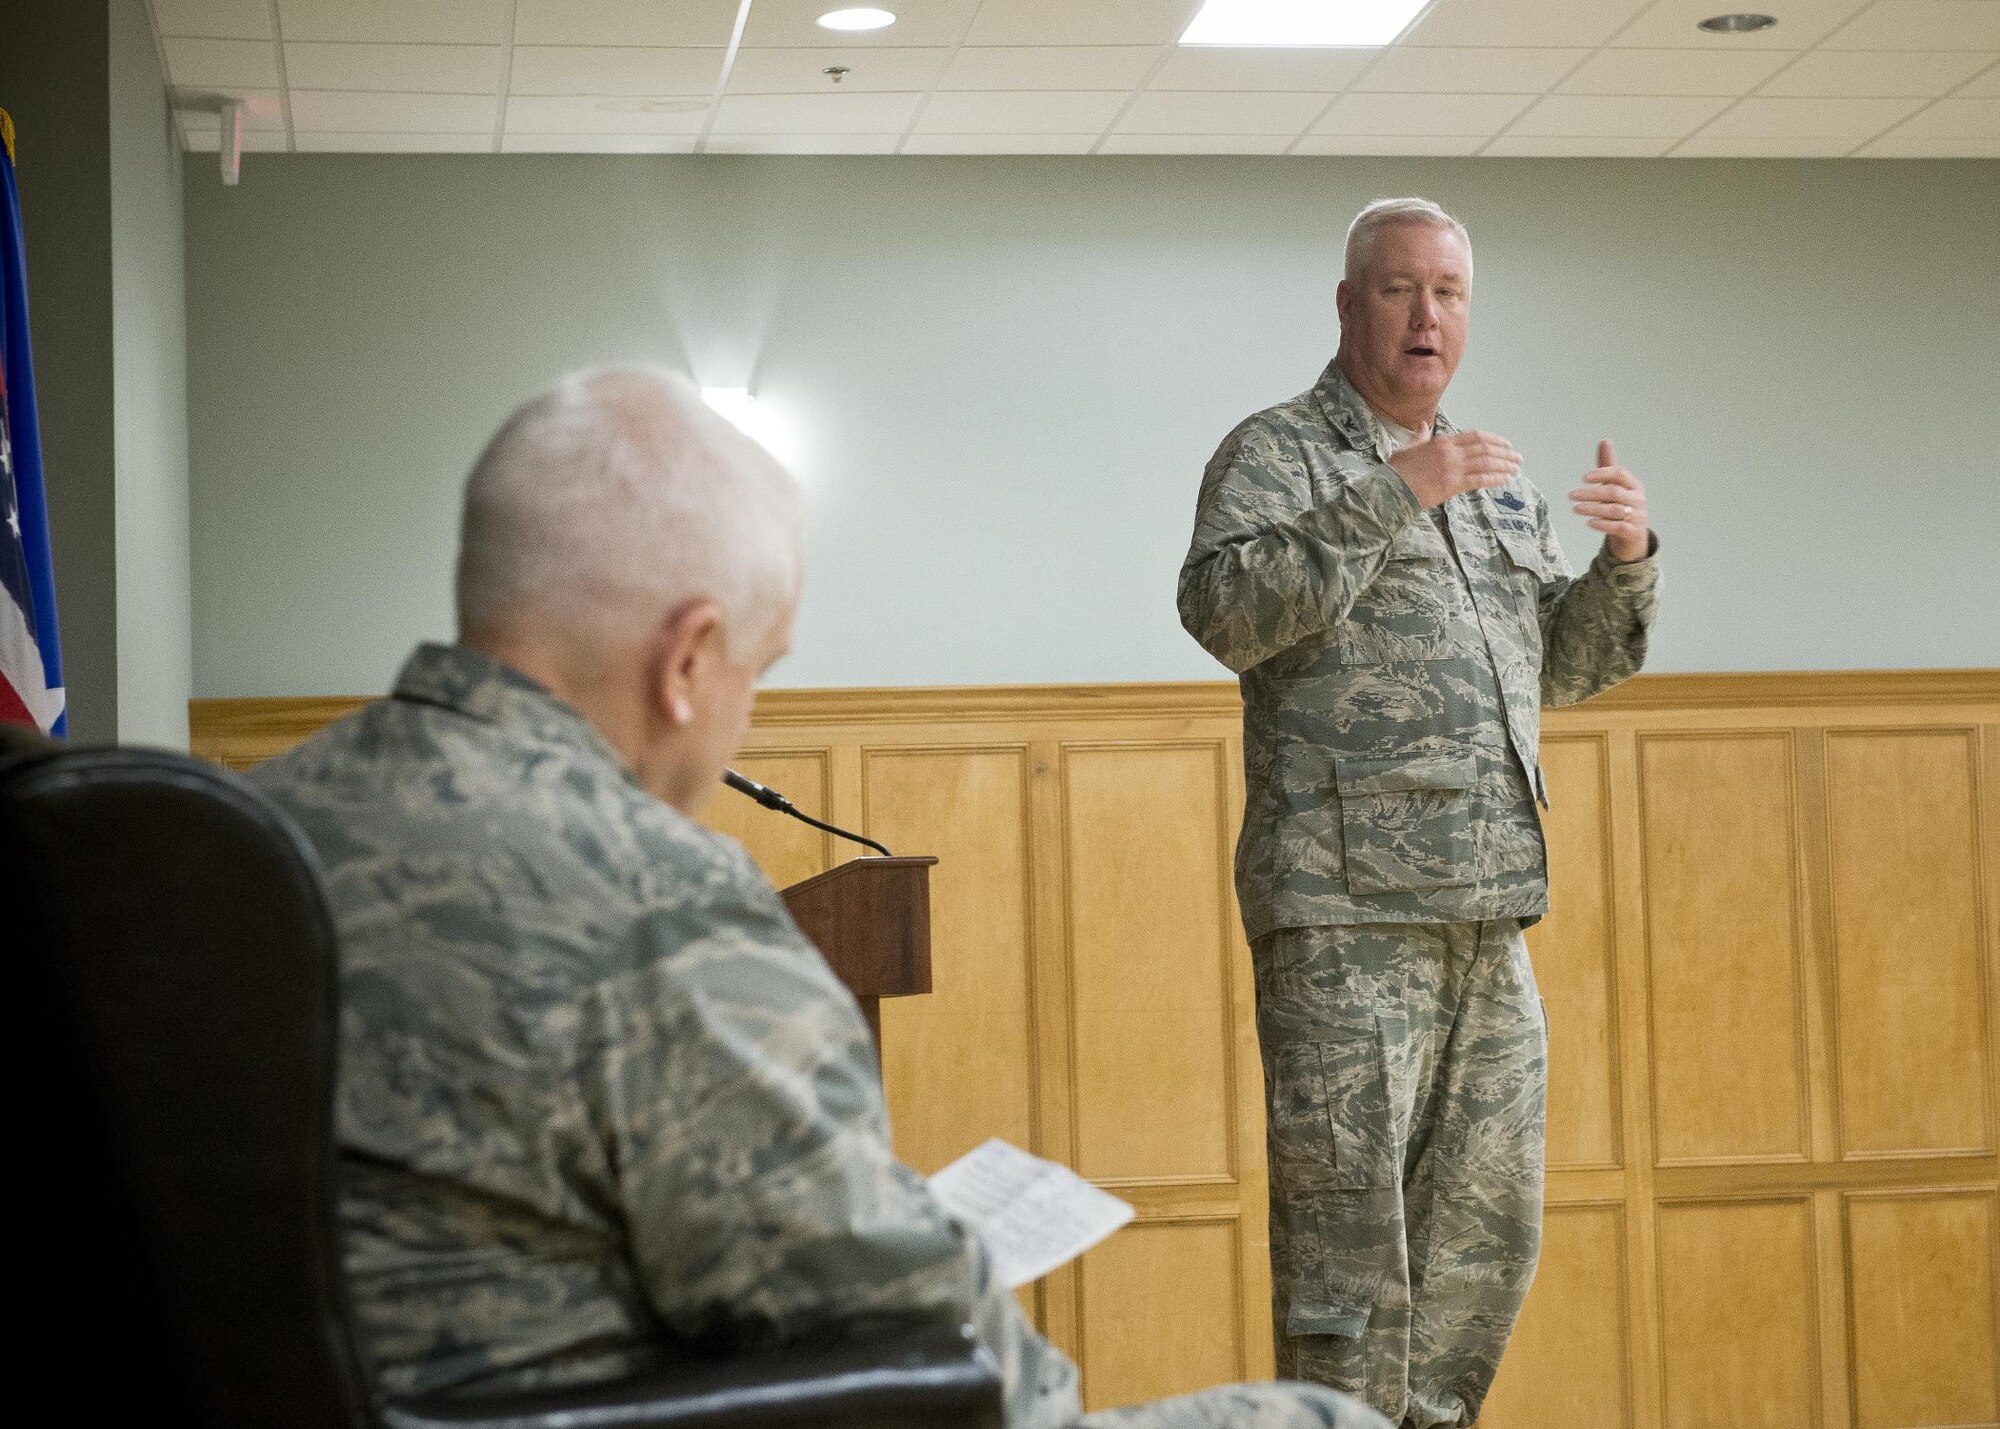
[{"xmin": 1491, "ymin": 521, "xmax": 1552, "ymax": 581}]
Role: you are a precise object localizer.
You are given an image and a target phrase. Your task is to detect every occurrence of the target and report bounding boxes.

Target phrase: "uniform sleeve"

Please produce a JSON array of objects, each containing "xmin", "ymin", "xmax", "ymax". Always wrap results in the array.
[
  {"xmin": 1177, "ymin": 414, "xmax": 1422, "ymax": 675},
  {"xmin": 1530, "ymin": 485, "xmax": 1661, "ymax": 708},
  {"xmin": 581, "ymin": 841, "xmax": 1082, "ymax": 1428}
]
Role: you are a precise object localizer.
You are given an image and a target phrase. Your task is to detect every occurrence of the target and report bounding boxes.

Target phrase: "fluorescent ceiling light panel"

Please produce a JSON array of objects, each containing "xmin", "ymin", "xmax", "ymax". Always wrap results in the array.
[{"xmin": 1180, "ymin": 0, "xmax": 1429, "ymax": 47}]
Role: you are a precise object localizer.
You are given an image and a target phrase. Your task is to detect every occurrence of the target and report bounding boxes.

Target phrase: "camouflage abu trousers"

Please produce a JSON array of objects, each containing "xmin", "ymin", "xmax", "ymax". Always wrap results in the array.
[{"xmin": 1251, "ymin": 921, "xmax": 1546, "ymax": 1429}]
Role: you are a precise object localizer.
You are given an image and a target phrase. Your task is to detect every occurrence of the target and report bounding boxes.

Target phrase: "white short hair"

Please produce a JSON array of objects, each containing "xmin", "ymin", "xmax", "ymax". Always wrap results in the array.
[
  {"xmin": 1343, "ymin": 196, "xmax": 1472, "ymax": 282},
  {"xmin": 455, "ymin": 367, "xmax": 805, "ymax": 655}
]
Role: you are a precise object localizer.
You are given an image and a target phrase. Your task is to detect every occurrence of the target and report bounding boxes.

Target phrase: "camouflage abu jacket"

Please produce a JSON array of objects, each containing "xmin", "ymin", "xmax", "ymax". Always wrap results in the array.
[
  {"xmin": 252, "ymin": 644, "xmax": 1082, "ymax": 1425},
  {"xmin": 1178, "ymin": 361, "xmax": 1660, "ymax": 939}
]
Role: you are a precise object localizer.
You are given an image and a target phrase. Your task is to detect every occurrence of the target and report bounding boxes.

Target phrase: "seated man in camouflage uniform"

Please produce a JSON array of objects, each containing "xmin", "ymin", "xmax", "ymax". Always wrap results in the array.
[{"xmin": 254, "ymin": 369, "xmax": 1387, "ymax": 1429}]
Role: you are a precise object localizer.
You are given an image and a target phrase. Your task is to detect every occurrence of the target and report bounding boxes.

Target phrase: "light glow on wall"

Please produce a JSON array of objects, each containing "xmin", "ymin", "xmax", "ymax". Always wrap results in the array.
[{"xmin": 701, "ymin": 386, "xmax": 796, "ymax": 466}]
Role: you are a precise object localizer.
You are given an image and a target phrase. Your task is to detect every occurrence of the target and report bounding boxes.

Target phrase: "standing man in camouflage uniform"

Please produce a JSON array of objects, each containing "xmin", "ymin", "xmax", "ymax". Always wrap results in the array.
[
  {"xmin": 1177, "ymin": 199, "xmax": 1660, "ymax": 1428},
  {"xmin": 256, "ymin": 369, "xmax": 1387, "ymax": 1429}
]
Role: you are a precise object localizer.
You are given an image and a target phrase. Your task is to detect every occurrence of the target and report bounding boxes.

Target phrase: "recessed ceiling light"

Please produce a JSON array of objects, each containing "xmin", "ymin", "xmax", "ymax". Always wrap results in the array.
[
  {"xmin": 1697, "ymin": 13, "xmax": 1779, "ymax": 32},
  {"xmin": 1180, "ymin": 0, "xmax": 1429, "ymax": 47},
  {"xmin": 817, "ymin": 7, "xmax": 896, "ymax": 31}
]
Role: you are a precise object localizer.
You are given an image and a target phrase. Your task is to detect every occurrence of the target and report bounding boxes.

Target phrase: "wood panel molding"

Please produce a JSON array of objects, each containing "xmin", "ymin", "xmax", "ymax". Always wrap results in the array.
[{"xmin": 189, "ymin": 669, "xmax": 2000, "ymax": 766}]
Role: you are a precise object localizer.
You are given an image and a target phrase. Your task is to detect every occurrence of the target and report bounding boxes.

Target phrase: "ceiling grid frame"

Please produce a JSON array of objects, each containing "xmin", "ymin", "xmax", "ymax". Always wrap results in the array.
[{"xmin": 143, "ymin": 0, "xmax": 2000, "ymax": 158}]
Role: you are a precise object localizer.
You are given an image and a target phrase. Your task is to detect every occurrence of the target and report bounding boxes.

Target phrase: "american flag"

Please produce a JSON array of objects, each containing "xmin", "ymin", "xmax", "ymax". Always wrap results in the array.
[{"xmin": 1, "ymin": 113, "xmax": 64, "ymax": 735}]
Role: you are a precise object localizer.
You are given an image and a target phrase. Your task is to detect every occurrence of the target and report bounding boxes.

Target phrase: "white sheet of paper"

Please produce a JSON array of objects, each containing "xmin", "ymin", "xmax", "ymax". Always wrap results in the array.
[{"xmin": 928, "ymin": 1137, "xmax": 1135, "ymax": 1289}]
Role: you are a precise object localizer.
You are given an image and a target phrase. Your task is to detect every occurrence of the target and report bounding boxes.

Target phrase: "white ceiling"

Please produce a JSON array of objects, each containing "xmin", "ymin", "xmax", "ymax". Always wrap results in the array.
[{"xmin": 149, "ymin": 0, "xmax": 2000, "ymax": 157}]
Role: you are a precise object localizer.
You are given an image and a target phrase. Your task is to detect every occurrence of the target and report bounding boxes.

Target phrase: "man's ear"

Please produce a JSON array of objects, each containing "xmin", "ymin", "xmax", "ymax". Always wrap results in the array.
[
  {"xmin": 1334, "ymin": 277, "xmax": 1353, "ymax": 327},
  {"xmin": 650, "ymin": 599, "xmax": 726, "ymax": 728}
]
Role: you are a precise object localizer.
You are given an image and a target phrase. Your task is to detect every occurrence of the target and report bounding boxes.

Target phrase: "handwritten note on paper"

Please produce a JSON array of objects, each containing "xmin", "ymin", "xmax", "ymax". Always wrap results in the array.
[{"xmin": 928, "ymin": 1138, "xmax": 1135, "ymax": 1289}]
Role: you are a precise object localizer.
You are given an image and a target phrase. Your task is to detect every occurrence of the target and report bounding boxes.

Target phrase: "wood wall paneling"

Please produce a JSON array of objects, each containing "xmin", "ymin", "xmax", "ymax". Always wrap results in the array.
[
  {"xmin": 1843, "ymin": 1188, "xmax": 2000, "ymax": 1429},
  {"xmin": 1481, "ymin": 1202, "xmax": 1633, "ymax": 1428},
  {"xmin": 189, "ymin": 670, "xmax": 2000, "ymax": 1427},
  {"xmin": 1640, "ymin": 733, "xmax": 1812, "ymax": 1165},
  {"xmin": 1061, "ymin": 742, "xmax": 1237, "ymax": 1185},
  {"xmin": 1825, "ymin": 730, "xmax": 1994, "ymax": 1161},
  {"xmin": 1530, "ymin": 734, "xmax": 1624, "ymax": 1172},
  {"xmin": 1657, "ymin": 1198, "xmax": 1823, "ymax": 1429},
  {"xmin": 1077, "ymin": 1221, "xmax": 1245, "ymax": 1412},
  {"xmin": 866, "ymin": 747, "xmax": 1040, "ymax": 1175}
]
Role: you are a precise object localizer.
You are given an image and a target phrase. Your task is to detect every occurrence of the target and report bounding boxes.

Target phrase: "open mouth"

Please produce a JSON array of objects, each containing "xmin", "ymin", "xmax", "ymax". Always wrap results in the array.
[{"xmin": 1405, "ymin": 345, "xmax": 1439, "ymax": 358}]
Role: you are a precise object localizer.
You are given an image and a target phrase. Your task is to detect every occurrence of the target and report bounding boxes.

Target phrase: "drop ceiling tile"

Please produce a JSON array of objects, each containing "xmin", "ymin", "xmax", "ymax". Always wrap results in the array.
[
  {"xmin": 966, "ymin": 0, "xmax": 1198, "ymax": 47},
  {"xmin": 1855, "ymin": 131, "xmax": 2000, "ymax": 153},
  {"xmin": 729, "ymin": 47, "xmax": 952, "ymax": 93},
  {"xmin": 1117, "ymin": 90, "xmax": 1331, "ymax": 133},
  {"xmin": 503, "ymin": 96, "xmax": 711, "ymax": 133},
  {"xmin": 288, "ymin": 90, "xmax": 500, "ymax": 132},
  {"xmin": 1292, "ymin": 134, "xmax": 1487, "ymax": 154},
  {"xmin": 177, "ymin": 111, "xmax": 290, "ymax": 142},
  {"xmin": 740, "ymin": 0, "xmax": 982, "ymax": 48},
  {"xmin": 1482, "ymin": 134, "xmax": 1674, "ymax": 154},
  {"xmin": 711, "ymin": 91, "xmax": 925, "ymax": 133},
  {"xmin": 1148, "ymin": 46, "xmax": 1374, "ymax": 90},
  {"xmin": 1357, "ymin": 46, "xmax": 1588, "ymax": 94},
  {"xmin": 180, "ymin": 127, "xmax": 292, "ymax": 151},
  {"xmin": 1612, "ymin": 0, "xmax": 1860, "ymax": 49},
  {"xmin": 1960, "ymin": 61, "xmax": 2000, "ymax": 97},
  {"xmin": 916, "ymin": 90, "xmax": 1128, "ymax": 132},
  {"xmin": 173, "ymin": 87, "xmax": 287, "ymax": 128},
  {"xmin": 1699, "ymin": 95, "xmax": 1927, "ymax": 137},
  {"xmin": 515, "ymin": 0, "xmax": 740, "ymax": 47},
  {"xmin": 1507, "ymin": 92, "xmax": 1728, "ymax": 136},
  {"xmin": 161, "ymin": 37, "xmax": 281, "ymax": 89},
  {"xmin": 940, "ymin": 46, "xmax": 1160, "ymax": 90},
  {"xmin": 509, "ymin": 47, "xmax": 722, "ymax": 95},
  {"xmin": 1403, "ymin": 0, "xmax": 1651, "ymax": 49},
  {"xmin": 1673, "ymin": 133, "xmax": 1860, "ymax": 154},
  {"xmin": 705, "ymin": 133, "xmax": 904, "ymax": 153},
  {"xmin": 1313, "ymin": 91, "xmax": 1534, "ymax": 136},
  {"xmin": 276, "ymin": 0, "xmax": 510, "ymax": 45},
  {"xmin": 1561, "ymin": 47, "xmax": 1795, "ymax": 95},
  {"xmin": 284, "ymin": 44, "xmax": 503, "ymax": 94},
  {"xmin": 901, "ymin": 132, "xmax": 1102, "ymax": 152},
  {"xmin": 1878, "ymin": 94, "xmax": 2000, "ymax": 135},
  {"xmin": 152, "ymin": 0, "xmax": 273, "ymax": 40},
  {"xmin": 503, "ymin": 132, "xmax": 701, "ymax": 151},
  {"xmin": 294, "ymin": 131, "xmax": 494, "ymax": 151},
  {"xmin": 1760, "ymin": 49, "xmax": 1992, "ymax": 96},
  {"xmin": 1823, "ymin": 1, "xmax": 2000, "ymax": 50},
  {"xmin": 1098, "ymin": 133, "xmax": 1295, "ymax": 152}
]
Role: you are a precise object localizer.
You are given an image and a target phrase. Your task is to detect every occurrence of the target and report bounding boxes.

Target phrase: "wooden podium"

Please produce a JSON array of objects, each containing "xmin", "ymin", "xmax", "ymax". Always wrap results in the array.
[{"xmin": 780, "ymin": 855, "xmax": 939, "ymax": 1043}]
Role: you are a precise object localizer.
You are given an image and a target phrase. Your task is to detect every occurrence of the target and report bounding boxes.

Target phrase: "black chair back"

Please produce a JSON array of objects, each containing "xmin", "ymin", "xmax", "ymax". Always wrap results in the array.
[{"xmin": 1, "ymin": 726, "xmax": 370, "ymax": 1429}]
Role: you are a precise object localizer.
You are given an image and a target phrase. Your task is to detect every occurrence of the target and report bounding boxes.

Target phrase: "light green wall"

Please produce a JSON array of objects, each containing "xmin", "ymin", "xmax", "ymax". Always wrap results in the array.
[
  {"xmin": 109, "ymin": 0, "xmax": 190, "ymax": 748},
  {"xmin": 186, "ymin": 154, "xmax": 1999, "ymax": 697}
]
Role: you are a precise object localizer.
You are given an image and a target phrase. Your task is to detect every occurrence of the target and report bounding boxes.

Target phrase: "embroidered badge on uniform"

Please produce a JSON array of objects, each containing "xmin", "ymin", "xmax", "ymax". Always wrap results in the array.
[{"xmin": 1494, "ymin": 490, "xmax": 1526, "ymax": 511}]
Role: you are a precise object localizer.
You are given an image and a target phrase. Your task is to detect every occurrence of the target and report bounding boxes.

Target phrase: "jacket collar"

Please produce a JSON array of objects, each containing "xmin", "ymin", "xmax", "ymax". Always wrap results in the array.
[
  {"xmin": 390, "ymin": 642, "xmax": 634, "ymax": 779},
  {"xmin": 1311, "ymin": 358, "xmax": 1455, "ymax": 461}
]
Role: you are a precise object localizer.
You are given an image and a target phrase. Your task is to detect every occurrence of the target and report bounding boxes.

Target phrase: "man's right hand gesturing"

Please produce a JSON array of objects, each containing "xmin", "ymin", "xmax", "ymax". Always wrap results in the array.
[{"xmin": 1388, "ymin": 430, "xmax": 1523, "ymax": 509}]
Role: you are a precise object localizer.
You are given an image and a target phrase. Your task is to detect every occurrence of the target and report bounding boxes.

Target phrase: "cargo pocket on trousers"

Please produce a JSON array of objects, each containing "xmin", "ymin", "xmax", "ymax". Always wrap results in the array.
[
  {"xmin": 1268, "ymin": 1031, "xmax": 1402, "ymax": 1340},
  {"xmin": 1334, "ymin": 752, "xmax": 1479, "ymax": 894}
]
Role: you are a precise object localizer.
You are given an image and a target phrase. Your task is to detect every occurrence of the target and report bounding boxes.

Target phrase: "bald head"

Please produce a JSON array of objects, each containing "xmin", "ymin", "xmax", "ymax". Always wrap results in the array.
[{"xmin": 455, "ymin": 367, "xmax": 804, "ymax": 659}]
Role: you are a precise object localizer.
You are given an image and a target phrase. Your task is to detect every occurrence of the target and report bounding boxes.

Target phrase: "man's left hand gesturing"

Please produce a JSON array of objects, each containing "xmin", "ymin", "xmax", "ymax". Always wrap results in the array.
[{"xmin": 1570, "ymin": 439, "xmax": 1651, "ymax": 563}]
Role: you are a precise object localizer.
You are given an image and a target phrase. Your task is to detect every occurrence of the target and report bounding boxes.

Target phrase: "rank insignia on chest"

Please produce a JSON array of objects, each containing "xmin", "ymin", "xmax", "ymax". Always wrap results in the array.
[{"xmin": 1493, "ymin": 490, "xmax": 1526, "ymax": 511}]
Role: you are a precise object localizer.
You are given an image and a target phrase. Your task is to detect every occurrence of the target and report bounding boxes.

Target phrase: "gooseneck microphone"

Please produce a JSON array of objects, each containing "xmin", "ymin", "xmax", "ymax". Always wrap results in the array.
[{"xmin": 723, "ymin": 769, "xmax": 895, "ymax": 859}]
